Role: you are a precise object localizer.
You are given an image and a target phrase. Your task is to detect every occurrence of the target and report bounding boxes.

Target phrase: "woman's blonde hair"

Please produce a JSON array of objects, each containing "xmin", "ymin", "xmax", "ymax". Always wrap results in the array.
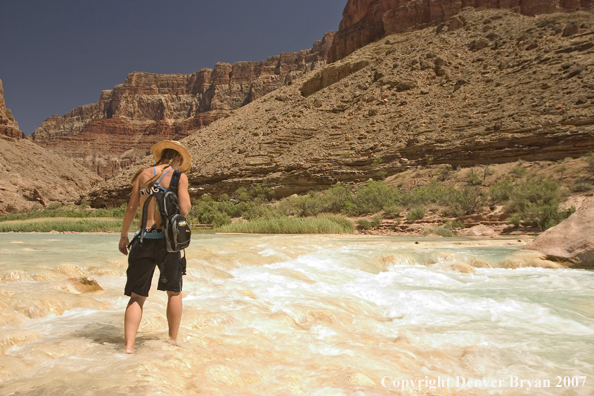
[{"xmin": 131, "ymin": 148, "xmax": 181, "ymax": 186}]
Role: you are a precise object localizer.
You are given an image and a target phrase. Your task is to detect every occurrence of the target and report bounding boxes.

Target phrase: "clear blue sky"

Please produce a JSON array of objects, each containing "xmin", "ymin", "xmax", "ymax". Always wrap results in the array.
[{"xmin": 0, "ymin": 0, "xmax": 345, "ymax": 135}]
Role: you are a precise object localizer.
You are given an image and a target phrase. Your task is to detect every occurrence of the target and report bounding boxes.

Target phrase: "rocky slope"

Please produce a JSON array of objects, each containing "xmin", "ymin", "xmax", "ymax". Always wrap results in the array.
[
  {"xmin": 0, "ymin": 136, "xmax": 102, "ymax": 214},
  {"xmin": 88, "ymin": 8, "xmax": 594, "ymax": 207},
  {"xmin": 0, "ymin": 79, "xmax": 25, "ymax": 139},
  {"xmin": 30, "ymin": 33, "xmax": 335, "ymax": 178},
  {"xmin": 0, "ymin": 77, "xmax": 102, "ymax": 214},
  {"xmin": 329, "ymin": 0, "xmax": 593, "ymax": 62}
]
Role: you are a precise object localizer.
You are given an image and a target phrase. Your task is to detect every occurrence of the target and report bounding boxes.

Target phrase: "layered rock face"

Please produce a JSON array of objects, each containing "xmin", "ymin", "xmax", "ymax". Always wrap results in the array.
[
  {"xmin": 0, "ymin": 79, "xmax": 25, "ymax": 139},
  {"xmin": 31, "ymin": 33, "xmax": 335, "ymax": 178},
  {"xmin": 88, "ymin": 9, "xmax": 594, "ymax": 207},
  {"xmin": 329, "ymin": 0, "xmax": 593, "ymax": 62}
]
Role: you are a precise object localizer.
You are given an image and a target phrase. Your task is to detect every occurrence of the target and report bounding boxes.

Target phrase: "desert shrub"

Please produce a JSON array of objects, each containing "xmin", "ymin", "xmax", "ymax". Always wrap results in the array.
[
  {"xmin": 406, "ymin": 207, "xmax": 426, "ymax": 221},
  {"xmin": 234, "ymin": 185, "xmax": 275, "ymax": 203},
  {"xmin": 510, "ymin": 164, "xmax": 528, "ymax": 178},
  {"xmin": 371, "ymin": 215, "xmax": 383, "ymax": 227},
  {"xmin": 376, "ymin": 169, "xmax": 388, "ymax": 180},
  {"xmin": 438, "ymin": 164, "xmax": 453, "ymax": 181},
  {"xmin": 0, "ymin": 203, "xmax": 131, "ymax": 222},
  {"xmin": 490, "ymin": 179, "xmax": 515, "ymax": 203},
  {"xmin": 403, "ymin": 179, "xmax": 448, "ymax": 206},
  {"xmin": 0, "ymin": 218, "xmax": 132, "ymax": 233},
  {"xmin": 584, "ymin": 151, "xmax": 594, "ymax": 174},
  {"xmin": 350, "ymin": 181, "xmax": 398, "ymax": 215},
  {"xmin": 321, "ymin": 183, "xmax": 354, "ymax": 213},
  {"xmin": 443, "ymin": 186, "xmax": 487, "ymax": 216},
  {"xmin": 467, "ymin": 169, "xmax": 483, "ymax": 186},
  {"xmin": 242, "ymin": 205, "xmax": 282, "ymax": 220},
  {"xmin": 279, "ymin": 184, "xmax": 355, "ymax": 217},
  {"xmin": 570, "ymin": 181, "xmax": 592, "ymax": 193},
  {"xmin": 445, "ymin": 219, "xmax": 465, "ymax": 229},
  {"xmin": 211, "ymin": 212, "xmax": 232, "ymax": 227},
  {"xmin": 383, "ymin": 204, "xmax": 402, "ymax": 219},
  {"xmin": 504, "ymin": 176, "xmax": 572, "ymax": 230},
  {"xmin": 279, "ymin": 193, "xmax": 322, "ymax": 217},
  {"xmin": 357, "ymin": 219, "xmax": 373, "ymax": 230}
]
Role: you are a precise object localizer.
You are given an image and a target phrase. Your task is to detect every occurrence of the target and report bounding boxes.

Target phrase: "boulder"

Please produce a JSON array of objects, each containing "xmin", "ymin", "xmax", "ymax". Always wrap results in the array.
[
  {"xmin": 460, "ymin": 225, "xmax": 498, "ymax": 237},
  {"xmin": 524, "ymin": 198, "xmax": 594, "ymax": 268},
  {"xmin": 53, "ymin": 277, "xmax": 104, "ymax": 294}
]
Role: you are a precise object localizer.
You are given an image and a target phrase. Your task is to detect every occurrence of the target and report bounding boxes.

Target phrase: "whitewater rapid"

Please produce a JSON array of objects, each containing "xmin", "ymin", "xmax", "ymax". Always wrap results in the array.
[{"xmin": 0, "ymin": 233, "xmax": 592, "ymax": 395}]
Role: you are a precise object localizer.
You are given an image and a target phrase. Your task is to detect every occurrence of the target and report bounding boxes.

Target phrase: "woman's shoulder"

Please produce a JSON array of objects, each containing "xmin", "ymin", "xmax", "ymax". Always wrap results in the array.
[{"xmin": 137, "ymin": 166, "xmax": 156, "ymax": 182}]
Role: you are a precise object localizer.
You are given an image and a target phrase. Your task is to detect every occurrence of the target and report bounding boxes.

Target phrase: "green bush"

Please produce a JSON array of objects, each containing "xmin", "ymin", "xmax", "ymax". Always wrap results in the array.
[
  {"xmin": 371, "ymin": 215, "xmax": 383, "ymax": 228},
  {"xmin": 234, "ymin": 185, "xmax": 275, "ymax": 202},
  {"xmin": 216, "ymin": 215, "xmax": 354, "ymax": 234},
  {"xmin": 438, "ymin": 164, "xmax": 452, "ymax": 181},
  {"xmin": 357, "ymin": 219, "xmax": 373, "ymax": 230},
  {"xmin": 510, "ymin": 164, "xmax": 528, "ymax": 178},
  {"xmin": 467, "ymin": 169, "xmax": 483, "ymax": 186},
  {"xmin": 403, "ymin": 179, "xmax": 449, "ymax": 206},
  {"xmin": 0, "ymin": 203, "xmax": 131, "ymax": 222},
  {"xmin": 490, "ymin": 179, "xmax": 514, "ymax": 203},
  {"xmin": 445, "ymin": 219, "xmax": 465, "ymax": 229},
  {"xmin": 570, "ymin": 182, "xmax": 592, "ymax": 193},
  {"xmin": 406, "ymin": 207, "xmax": 426, "ymax": 221},
  {"xmin": 382, "ymin": 204, "xmax": 402, "ymax": 219},
  {"xmin": 584, "ymin": 151, "xmax": 594, "ymax": 174},
  {"xmin": 504, "ymin": 176, "xmax": 572, "ymax": 230},
  {"xmin": 443, "ymin": 186, "xmax": 487, "ymax": 216},
  {"xmin": 350, "ymin": 181, "xmax": 398, "ymax": 215}
]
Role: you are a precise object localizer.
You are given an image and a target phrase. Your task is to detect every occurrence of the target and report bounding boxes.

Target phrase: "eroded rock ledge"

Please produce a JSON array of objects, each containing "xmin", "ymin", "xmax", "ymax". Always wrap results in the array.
[
  {"xmin": 329, "ymin": 0, "xmax": 593, "ymax": 62},
  {"xmin": 31, "ymin": 32, "xmax": 335, "ymax": 178}
]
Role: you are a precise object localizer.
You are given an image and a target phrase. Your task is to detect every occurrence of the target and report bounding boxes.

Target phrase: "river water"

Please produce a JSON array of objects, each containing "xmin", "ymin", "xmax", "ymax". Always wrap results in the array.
[{"xmin": 0, "ymin": 233, "xmax": 592, "ymax": 396}]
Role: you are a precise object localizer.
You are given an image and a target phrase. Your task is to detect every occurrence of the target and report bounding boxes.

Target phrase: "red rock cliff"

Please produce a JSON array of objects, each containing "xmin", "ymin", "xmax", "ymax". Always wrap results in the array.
[
  {"xmin": 31, "ymin": 33, "xmax": 335, "ymax": 178},
  {"xmin": 329, "ymin": 0, "xmax": 593, "ymax": 62},
  {"xmin": 0, "ymin": 79, "xmax": 25, "ymax": 139}
]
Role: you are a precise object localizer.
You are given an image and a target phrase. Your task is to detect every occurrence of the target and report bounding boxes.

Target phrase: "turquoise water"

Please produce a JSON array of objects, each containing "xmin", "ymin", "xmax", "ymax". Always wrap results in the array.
[{"xmin": 0, "ymin": 233, "xmax": 592, "ymax": 395}]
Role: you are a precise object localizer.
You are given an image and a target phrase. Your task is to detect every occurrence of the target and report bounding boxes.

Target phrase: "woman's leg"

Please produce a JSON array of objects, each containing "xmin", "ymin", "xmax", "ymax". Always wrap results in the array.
[
  {"xmin": 166, "ymin": 291, "xmax": 182, "ymax": 343},
  {"xmin": 124, "ymin": 292, "xmax": 147, "ymax": 353}
]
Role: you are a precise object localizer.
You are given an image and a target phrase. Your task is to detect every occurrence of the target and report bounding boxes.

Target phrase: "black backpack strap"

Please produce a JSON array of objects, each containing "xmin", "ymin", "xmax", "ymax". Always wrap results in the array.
[
  {"xmin": 170, "ymin": 170, "xmax": 181, "ymax": 193},
  {"xmin": 137, "ymin": 194, "xmax": 155, "ymax": 245}
]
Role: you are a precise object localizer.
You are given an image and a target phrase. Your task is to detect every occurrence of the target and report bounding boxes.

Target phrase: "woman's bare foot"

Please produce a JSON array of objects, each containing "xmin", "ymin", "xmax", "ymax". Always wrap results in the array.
[{"xmin": 125, "ymin": 346, "xmax": 134, "ymax": 354}]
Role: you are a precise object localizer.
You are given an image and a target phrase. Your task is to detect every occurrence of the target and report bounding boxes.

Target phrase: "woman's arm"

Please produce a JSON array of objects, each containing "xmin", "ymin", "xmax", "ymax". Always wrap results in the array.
[
  {"xmin": 119, "ymin": 177, "xmax": 141, "ymax": 255},
  {"xmin": 178, "ymin": 173, "xmax": 191, "ymax": 217}
]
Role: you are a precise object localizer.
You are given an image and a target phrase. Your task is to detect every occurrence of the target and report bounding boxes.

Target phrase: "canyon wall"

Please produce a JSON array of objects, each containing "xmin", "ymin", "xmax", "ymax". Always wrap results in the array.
[
  {"xmin": 0, "ymin": 79, "xmax": 25, "ymax": 139},
  {"xmin": 31, "ymin": 32, "xmax": 335, "ymax": 178},
  {"xmin": 0, "ymin": 78, "xmax": 102, "ymax": 213},
  {"xmin": 88, "ymin": 9, "xmax": 594, "ymax": 207},
  {"xmin": 329, "ymin": 0, "xmax": 593, "ymax": 62}
]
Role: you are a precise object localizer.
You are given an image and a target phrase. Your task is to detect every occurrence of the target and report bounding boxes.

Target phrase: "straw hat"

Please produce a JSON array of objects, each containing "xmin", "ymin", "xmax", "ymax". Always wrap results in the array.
[{"xmin": 151, "ymin": 140, "xmax": 192, "ymax": 173}]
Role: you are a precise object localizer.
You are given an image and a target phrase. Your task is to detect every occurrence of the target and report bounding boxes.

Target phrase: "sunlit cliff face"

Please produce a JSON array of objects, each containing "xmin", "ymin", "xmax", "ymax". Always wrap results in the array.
[{"xmin": 0, "ymin": 234, "xmax": 593, "ymax": 395}]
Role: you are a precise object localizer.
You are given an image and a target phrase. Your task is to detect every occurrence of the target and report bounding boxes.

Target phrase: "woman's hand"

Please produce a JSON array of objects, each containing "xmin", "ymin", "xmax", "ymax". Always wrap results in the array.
[{"xmin": 119, "ymin": 235, "xmax": 130, "ymax": 255}]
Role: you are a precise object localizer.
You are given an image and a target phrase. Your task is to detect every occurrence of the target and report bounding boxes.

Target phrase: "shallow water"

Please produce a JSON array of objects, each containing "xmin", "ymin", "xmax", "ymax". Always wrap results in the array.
[{"xmin": 0, "ymin": 233, "xmax": 592, "ymax": 395}]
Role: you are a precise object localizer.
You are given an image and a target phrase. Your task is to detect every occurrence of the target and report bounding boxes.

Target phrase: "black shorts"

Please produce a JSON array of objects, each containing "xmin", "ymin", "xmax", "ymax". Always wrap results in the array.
[{"xmin": 124, "ymin": 238, "xmax": 185, "ymax": 297}]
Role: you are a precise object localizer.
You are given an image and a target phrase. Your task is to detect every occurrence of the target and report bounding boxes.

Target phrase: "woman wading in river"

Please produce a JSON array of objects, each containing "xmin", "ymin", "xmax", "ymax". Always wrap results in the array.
[{"xmin": 118, "ymin": 140, "xmax": 192, "ymax": 353}]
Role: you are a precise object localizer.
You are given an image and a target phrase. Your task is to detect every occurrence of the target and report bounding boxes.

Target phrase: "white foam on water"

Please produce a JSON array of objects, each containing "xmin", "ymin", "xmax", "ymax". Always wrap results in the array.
[{"xmin": 0, "ymin": 234, "xmax": 593, "ymax": 396}]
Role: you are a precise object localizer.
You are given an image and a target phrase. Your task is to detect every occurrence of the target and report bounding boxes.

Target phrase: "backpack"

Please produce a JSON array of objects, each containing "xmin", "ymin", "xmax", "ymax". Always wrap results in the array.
[{"xmin": 139, "ymin": 169, "xmax": 191, "ymax": 252}]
